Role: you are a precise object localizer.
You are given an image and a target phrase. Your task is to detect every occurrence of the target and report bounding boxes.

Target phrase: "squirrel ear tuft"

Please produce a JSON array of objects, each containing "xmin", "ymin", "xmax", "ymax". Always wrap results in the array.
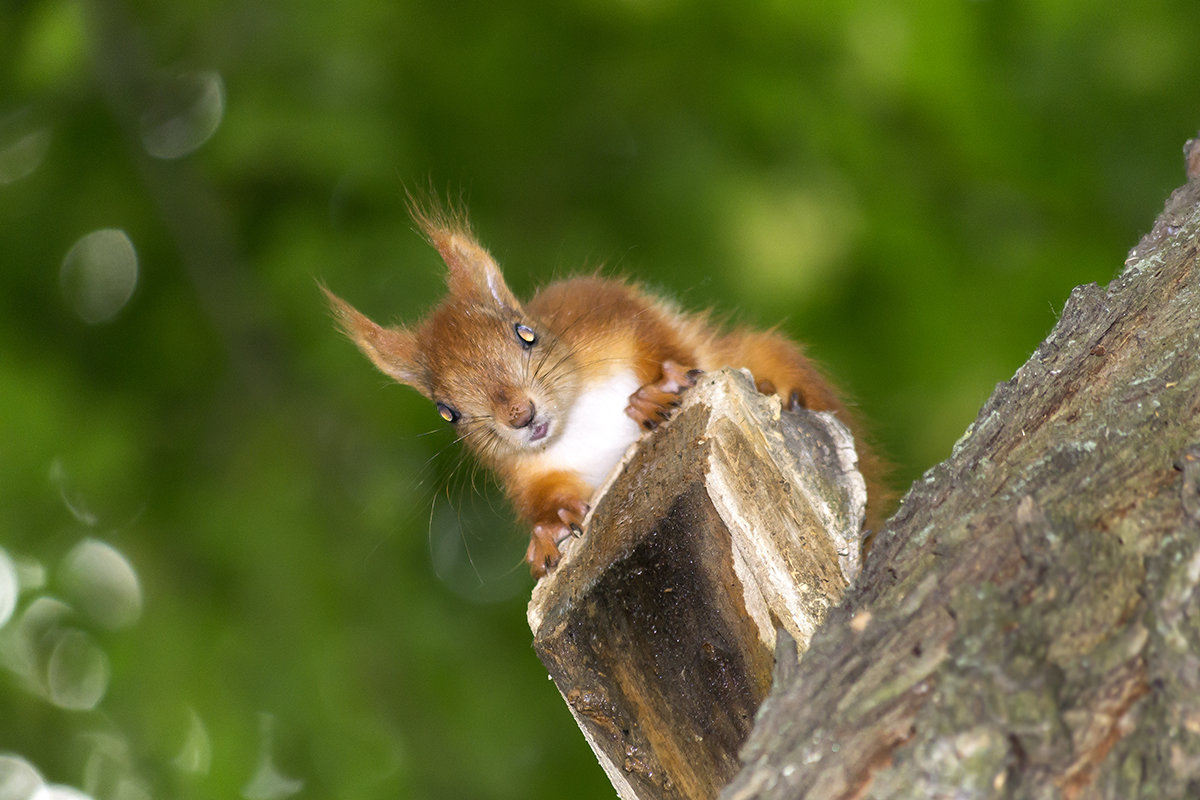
[
  {"xmin": 407, "ymin": 199, "xmax": 521, "ymax": 310},
  {"xmin": 439, "ymin": 231, "xmax": 520, "ymax": 310},
  {"xmin": 321, "ymin": 285, "xmax": 423, "ymax": 388}
]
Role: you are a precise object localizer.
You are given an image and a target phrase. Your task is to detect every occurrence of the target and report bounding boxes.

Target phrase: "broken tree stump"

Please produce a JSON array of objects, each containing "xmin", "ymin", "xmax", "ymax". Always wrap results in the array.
[{"xmin": 527, "ymin": 368, "xmax": 869, "ymax": 800}]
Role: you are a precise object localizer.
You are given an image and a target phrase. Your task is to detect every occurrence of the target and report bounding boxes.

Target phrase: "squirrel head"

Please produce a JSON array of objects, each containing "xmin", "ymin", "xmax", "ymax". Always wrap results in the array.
[{"xmin": 324, "ymin": 206, "xmax": 578, "ymax": 460}]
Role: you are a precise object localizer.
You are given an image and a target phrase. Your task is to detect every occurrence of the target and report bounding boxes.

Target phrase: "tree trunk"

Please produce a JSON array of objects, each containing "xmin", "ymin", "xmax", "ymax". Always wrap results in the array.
[{"xmin": 720, "ymin": 141, "xmax": 1200, "ymax": 799}]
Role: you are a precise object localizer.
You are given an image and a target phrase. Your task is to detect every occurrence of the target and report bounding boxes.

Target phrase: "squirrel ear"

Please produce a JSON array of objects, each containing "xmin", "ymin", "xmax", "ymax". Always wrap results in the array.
[
  {"xmin": 322, "ymin": 285, "xmax": 423, "ymax": 388},
  {"xmin": 408, "ymin": 203, "xmax": 521, "ymax": 310},
  {"xmin": 439, "ymin": 232, "xmax": 520, "ymax": 310}
]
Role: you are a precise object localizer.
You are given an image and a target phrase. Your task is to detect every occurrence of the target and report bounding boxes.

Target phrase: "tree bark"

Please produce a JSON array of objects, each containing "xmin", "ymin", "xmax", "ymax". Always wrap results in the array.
[{"xmin": 720, "ymin": 143, "xmax": 1200, "ymax": 799}]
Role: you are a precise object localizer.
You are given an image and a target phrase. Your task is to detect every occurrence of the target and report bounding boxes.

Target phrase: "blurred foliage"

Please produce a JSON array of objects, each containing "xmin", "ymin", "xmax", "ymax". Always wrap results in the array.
[{"xmin": 0, "ymin": 0, "xmax": 1196, "ymax": 797}]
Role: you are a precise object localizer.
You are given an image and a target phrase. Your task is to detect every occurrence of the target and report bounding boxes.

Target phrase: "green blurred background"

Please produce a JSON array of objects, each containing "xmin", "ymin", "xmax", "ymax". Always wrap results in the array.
[{"xmin": 0, "ymin": 0, "xmax": 1196, "ymax": 797}]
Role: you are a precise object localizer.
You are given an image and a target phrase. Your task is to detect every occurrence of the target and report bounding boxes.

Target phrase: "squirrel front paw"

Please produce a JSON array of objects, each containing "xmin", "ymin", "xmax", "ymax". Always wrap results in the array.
[
  {"xmin": 625, "ymin": 360, "xmax": 702, "ymax": 430},
  {"xmin": 526, "ymin": 499, "xmax": 589, "ymax": 578}
]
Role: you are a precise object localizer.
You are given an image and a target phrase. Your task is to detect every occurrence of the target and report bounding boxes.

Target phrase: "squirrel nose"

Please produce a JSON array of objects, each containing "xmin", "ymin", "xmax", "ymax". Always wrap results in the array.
[{"xmin": 507, "ymin": 399, "xmax": 536, "ymax": 429}]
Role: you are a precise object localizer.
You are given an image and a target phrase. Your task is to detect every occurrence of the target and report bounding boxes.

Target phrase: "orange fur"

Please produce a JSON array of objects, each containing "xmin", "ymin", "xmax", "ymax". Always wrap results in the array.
[{"xmin": 327, "ymin": 207, "xmax": 889, "ymax": 577}]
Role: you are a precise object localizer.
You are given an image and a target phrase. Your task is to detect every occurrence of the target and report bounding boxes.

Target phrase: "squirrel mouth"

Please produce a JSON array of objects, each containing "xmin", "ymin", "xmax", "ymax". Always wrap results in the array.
[{"xmin": 528, "ymin": 419, "xmax": 550, "ymax": 442}]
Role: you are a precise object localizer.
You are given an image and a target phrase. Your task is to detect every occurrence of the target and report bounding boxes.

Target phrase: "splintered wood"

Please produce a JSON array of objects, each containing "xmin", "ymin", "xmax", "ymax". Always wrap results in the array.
[{"xmin": 527, "ymin": 368, "xmax": 867, "ymax": 800}]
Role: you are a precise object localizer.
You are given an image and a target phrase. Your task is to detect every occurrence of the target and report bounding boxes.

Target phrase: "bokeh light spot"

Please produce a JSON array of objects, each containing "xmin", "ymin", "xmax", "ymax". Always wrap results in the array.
[
  {"xmin": 173, "ymin": 709, "xmax": 212, "ymax": 775},
  {"xmin": 14, "ymin": 558, "xmax": 47, "ymax": 595},
  {"xmin": 61, "ymin": 539, "xmax": 142, "ymax": 630},
  {"xmin": 0, "ymin": 111, "xmax": 51, "ymax": 185},
  {"xmin": 11, "ymin": 597, "xmax": 73, "ymax": 683},
  {"xmin": 81, "ymin": 731, "xmax": 136, "ymax": 800},
  {"xmin": 108, "ymin": 780, "xmax": 149, "ymax": 800},
  {"xmin": 0, "ymin": 754, "xmax": 44, "ymax": 800},
  {"xmin": 242, "ymin": 715, "xmax": 303, "ymax": 800},
  {"xmin": 49, "ymin": 459, "xmax": 99, "ymax": 527},
  {"xmin": 46, "ymin": 628, "xmax": 110, "ymax": 711},
  {"xmin": 723, "ymin": 176, "xmax": 862, "ymax": 306},
  {"xmin": 140, "ymin": 71, "xmax": 225, "ymax": 160},
  {"xmin": 34, "ymin": 785, "xmax": 94, "ymax": 800},
  {"xmin": 59, "ymin": 229, "xmax": 138, "ymax": 325},
  {"xmin": 428, "ymin": 503, "xmax": 526, "ymax": 604},
  {"xmin": 0, "ymin": 548, "xmax": 17, "ymax": 630}
]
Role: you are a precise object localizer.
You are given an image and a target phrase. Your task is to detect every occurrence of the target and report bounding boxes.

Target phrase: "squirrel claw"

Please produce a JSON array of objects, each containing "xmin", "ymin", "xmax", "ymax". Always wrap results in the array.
[
  {"xmin": 557, "ymin": 501, "xmax": 589, "ymax": 535},
  {"xmin": 528, "ymin": 500, "xmax": 590, "ymax": 578},
  {"xmin": 659, "ymin": 360, "xmax": 701, "ymax": 393},
  {"xmin": 526, "ymin": 525, "xmax": 561, "ymax": 579},
  {"xmin": 625, "ymin": 360, "xmax": 700, "ymax": 430}
]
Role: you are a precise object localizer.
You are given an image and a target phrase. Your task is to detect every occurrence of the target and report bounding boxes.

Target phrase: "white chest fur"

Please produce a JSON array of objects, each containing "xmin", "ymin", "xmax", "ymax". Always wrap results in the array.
[{"xmin": 538, "ymin": 370, "xmax": 644, "ymax": 489}]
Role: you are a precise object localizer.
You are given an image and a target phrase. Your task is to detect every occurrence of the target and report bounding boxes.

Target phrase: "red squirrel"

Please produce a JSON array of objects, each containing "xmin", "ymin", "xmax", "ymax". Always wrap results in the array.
[{"xmin": 326, "ymin": 204, "xmax": 886, "ymax": 578}]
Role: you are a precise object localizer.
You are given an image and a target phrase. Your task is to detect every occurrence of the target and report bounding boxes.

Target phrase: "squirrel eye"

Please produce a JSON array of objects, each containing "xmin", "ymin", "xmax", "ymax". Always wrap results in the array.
[
  {"xmin": 435, "ymin": 402, "xmax": 460, "ymax": 424},
  {"xmin": 514, "ymin": 323, "xmax": 537, "ymax": 347}
]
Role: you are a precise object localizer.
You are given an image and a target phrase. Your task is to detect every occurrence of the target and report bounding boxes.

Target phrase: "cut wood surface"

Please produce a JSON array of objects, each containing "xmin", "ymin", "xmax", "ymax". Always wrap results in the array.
[{"xmin": 528, "ymin": 368, "xmax": 868, "ymax": 800}]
